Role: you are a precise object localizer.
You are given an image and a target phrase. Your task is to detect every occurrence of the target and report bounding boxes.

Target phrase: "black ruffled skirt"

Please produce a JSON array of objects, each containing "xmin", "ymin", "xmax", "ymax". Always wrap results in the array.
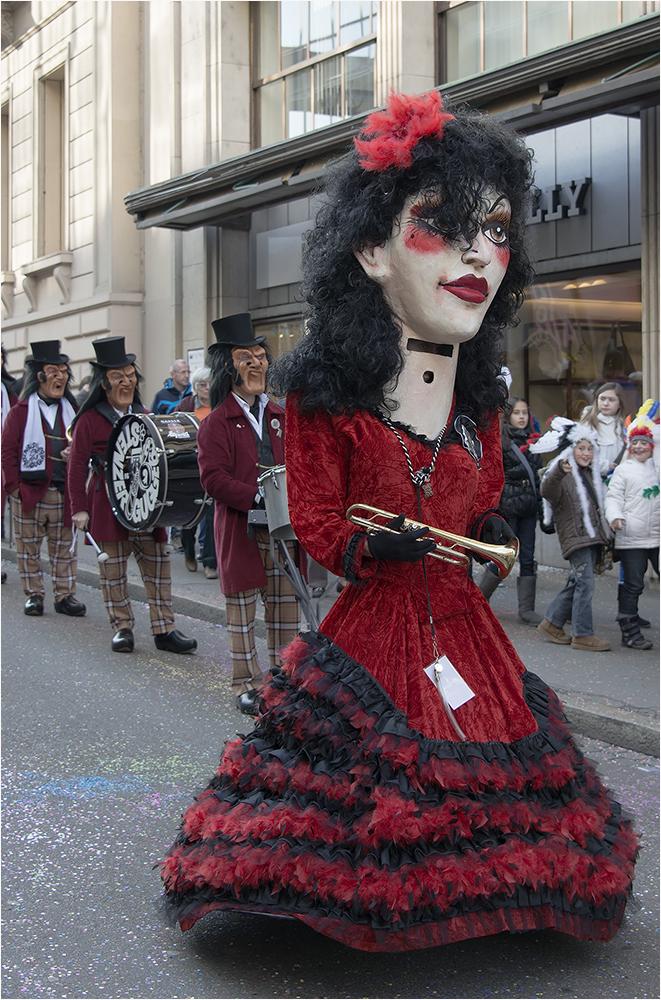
[{"xmin": 161, "ymin": 632, "xmax": 638, "ymax": 952}]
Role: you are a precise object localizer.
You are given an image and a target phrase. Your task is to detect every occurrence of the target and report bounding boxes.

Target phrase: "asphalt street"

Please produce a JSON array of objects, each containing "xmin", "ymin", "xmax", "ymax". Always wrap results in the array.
[{"xmin": 1, "ymin": 568, "xmax": 659, "ymax": 1000}]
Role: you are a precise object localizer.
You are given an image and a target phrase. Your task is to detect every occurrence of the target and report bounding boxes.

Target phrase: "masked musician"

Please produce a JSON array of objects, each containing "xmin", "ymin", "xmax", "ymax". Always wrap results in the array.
[
  {"xmin": 162, "ymin": 94, "xmax": 637, "ymax": 949},
  {"xmin": 1, "ymin": 340, "xmax": 85, "ymax": 617},
  {"xmin": 67, "ymin": 336, "xmax": 196, "ymax": 655},
  {"xmin": 196, "ymin": 313, "xmax": 301, "ymax": 714}
]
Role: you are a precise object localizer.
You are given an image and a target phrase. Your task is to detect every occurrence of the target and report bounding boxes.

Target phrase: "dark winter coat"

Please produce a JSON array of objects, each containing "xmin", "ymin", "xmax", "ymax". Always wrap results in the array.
[
  {"xmin": 540, "ymin": 460, "xmax": 610, "ymax": 559},
  {"xmin": 150, "ymin": 378, "xmax": 193, "ymax": 415},
  {"xmin": 498, "ymin": 427, "xmax": 542, "ymax": 521}
]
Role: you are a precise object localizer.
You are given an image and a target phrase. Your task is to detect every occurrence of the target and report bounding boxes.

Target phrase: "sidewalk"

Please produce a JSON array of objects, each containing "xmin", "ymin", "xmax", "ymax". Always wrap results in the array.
[{"xmin": 2, "ymin": 533, "xmax": 658, "ymax": 756}]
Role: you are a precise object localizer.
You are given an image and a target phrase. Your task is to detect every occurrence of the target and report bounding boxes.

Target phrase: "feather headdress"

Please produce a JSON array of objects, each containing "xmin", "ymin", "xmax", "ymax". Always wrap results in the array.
[{"xmin": 530, "ymin": 416, "xmax": 605, "ymax": 536}]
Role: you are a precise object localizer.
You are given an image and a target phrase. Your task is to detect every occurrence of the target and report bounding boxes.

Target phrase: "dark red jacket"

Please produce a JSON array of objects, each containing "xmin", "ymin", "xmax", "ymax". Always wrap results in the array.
[
  {"xmin": 67, "ymin": 405, "xmax": 166, "ymax": 543},
  {"xmin": 1, "ymin": 396, "xmax": 74, "ymax": 522},
  {"xmin": 197, "ymin": 394, "xmax": 292, "ymax": 594}
]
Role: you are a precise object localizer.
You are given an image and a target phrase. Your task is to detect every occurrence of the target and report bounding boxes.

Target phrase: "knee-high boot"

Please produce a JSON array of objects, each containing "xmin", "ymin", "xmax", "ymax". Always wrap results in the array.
[
  {"xmin": 478, "ymin": 567, "xmax": 500, "ymax": 602},
  {"xmin": 517, "ymin": 575, "xmax": 543, "ymax": 625}
]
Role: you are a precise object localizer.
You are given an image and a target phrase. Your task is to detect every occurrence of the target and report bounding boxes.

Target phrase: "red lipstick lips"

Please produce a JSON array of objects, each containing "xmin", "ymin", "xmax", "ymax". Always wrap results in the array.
[{"xmin": 441, "ymin": 274, "xmax": 489, "ymax": 303}]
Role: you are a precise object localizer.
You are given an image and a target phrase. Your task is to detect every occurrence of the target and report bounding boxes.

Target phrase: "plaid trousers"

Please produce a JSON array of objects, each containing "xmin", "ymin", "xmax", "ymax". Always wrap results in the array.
[
  {"xmin": 98, "ymin": 534, "xmax": 175, "ymax": 635},
  {"xmin": 225, "ymin": 530, "xmax": 300, "ymax": 696},
  {"xmin": 13, "ymin": 489, "xmax": 77, "ymax": 602}
]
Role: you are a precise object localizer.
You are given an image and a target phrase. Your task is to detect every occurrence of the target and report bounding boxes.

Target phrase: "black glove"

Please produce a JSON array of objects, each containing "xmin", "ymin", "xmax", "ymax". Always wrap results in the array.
[
  {"xmin": 539, "ymin": 520, "xmax": 556, "ymax": 535},
  {"xmin": 367, "ymin": 513, "xmax": 436, "ymax": 562},
  {"xmin": 480, "ymin": 515, "xmax": 515, "ymax": 547}
]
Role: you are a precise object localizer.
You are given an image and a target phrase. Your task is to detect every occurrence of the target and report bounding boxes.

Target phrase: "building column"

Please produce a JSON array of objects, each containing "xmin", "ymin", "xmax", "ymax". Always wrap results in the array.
[
  {"xmin": 640, "ymin": 105, "xmax": 659, "ymax": 401},
  {"xmin": 375, "ymin": 2, "xmax": 435, "ymax": 105}
]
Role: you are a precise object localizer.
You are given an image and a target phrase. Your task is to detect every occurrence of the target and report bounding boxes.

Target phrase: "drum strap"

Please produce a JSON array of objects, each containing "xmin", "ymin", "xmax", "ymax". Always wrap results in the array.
[{"xmin": 91, "ymin": 402, "xmax": 126, "ymax": 490}]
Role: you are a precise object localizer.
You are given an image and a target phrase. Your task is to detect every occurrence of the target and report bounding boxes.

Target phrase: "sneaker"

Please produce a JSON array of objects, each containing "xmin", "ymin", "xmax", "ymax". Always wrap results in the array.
[
  {"xmin": 571, "ymin": 635, "xmax": 611, "ymax": 652},
  {"xmin": 537, "ymin": 618, "xmax": 571, "ymax": 645},
  {"xmin": 204, "ymin": 566, "xmax": 218, "ymax": 579}
]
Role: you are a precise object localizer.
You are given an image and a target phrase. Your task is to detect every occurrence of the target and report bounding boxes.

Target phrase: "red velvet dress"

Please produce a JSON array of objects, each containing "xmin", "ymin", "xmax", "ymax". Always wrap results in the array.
[{"xmin": 161, "ymin": 403, "xmax": 638, "ymax": 952}]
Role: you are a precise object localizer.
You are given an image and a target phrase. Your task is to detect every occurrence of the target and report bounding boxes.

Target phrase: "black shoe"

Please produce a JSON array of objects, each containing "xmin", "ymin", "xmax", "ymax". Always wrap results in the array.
[
  {"xmin": 636, "ymin": 614, "xmax": 651, "ymax": 629},
  {"xmin": 236, "ymin": 689, "xmax": 260, "ymax": 716},
  {"xmin": 1, "ymin": 571, "xmax": 6, "ymax": 584},
  {"xmin": 24, "ymin": 594, "xmax": 44, "ymax": 616},
  {"xmin": 54, "ymin": 595, "xmax": 87, "ymax": 617},
  {"xmin": 619, "ymin": 615, "xmax": 653, "ymax": 650},
  {"xmin": 112, "ymin": 628, "xmax": 135, "ymax": 652},
  {"xmin": 154, "ymin": 629, "xmax": 197, "ymax": 654}
]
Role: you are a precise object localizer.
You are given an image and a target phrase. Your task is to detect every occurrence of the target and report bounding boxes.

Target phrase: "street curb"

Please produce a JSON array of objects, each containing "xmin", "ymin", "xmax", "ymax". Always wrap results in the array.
[
  {"xmin": 2, "ymin": 545, "xmax": 657, "ymax": 756},
  {"xmin": 561, "ymin": 703, "xmax": 659, "ymax": 758},
  {"xmin": 0, "ymin": 545, "xmax": 267, "ymax": 639}
]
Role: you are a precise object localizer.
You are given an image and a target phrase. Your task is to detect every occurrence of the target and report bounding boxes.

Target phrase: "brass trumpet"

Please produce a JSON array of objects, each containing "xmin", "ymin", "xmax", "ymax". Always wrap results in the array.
[{"xmin": 346, "ymin": 503, "xmax": 519, "ymax": 579}]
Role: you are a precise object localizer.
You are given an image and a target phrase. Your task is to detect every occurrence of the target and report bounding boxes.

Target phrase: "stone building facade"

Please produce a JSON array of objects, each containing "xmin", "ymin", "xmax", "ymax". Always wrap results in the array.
[{"xmin": 2, "ymin": 0, "xmax": 659, "ymax": 416}]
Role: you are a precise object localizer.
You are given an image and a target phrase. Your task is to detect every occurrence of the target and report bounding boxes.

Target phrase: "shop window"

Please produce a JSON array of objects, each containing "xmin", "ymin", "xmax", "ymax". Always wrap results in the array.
[
  {"xmin": 505, "ymin": 270, "xmax": 643, "ymax": 428},
  {"xmin": 255, "ymin": 318, "xmax": 307, "ymax": 362},
  {"xmin": 440, "ymin": 1, "xmax": 658, "ymax": 82},
  {"xmin": 253, "ymin": 1, "xmax": 377, "ymax": 146},
  {"xmin": 38, "ymin": 67, "xmax": 65, "ymax": 257}
]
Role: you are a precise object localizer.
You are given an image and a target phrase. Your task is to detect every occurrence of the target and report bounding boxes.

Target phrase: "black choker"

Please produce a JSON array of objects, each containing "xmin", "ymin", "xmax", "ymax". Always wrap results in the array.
[{"xmin": 406, "ymin": 338, "xmax": 454, "ymax": 358}]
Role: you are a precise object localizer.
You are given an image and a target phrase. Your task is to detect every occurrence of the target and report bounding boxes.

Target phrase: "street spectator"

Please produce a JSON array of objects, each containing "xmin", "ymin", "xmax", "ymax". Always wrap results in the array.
[
  {"xmin": 478, "ymin": 397, "xmax": 544, "ymax": 624},
  {"xmin": 580, "ymin": 382, "xmax": 627, "ymax": 477},
  {"xmin": 150, "ymin": 359, "xmax": 192, "ymax": 414},
  {"xmin": 196, "ymin": 312, "xmax": 301, "ymax": 715},
  {"xmin": 75, "ymin": 375, "xmax": 92, "ymax": 408},
  {"xmin": 1, "ymin": 340, "xmax": 85, "ymax": 618},
  {"xmin": 604, "ymin": 411, "xmax": 659, "ymax": 650},
  {"xmin": 532, "ymin": 418, "xmax": 612, "ymax": 651},
  {"xmin": 174, "ymin": 366, "xmax": 217, "ymax": 578},
  {"xmin": 67, "ymin": 336, "xmax": 196, "ymax": 655},
  {"xmin": 1, "ymin": 345, "xmax": 18, "ymax": 551}
]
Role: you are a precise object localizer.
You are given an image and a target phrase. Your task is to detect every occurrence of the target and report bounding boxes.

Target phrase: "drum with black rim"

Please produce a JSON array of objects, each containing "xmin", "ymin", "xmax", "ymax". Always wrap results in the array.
[{"xmin": 105, "ymin": 412, "xmax": 208, "ymax": 531}]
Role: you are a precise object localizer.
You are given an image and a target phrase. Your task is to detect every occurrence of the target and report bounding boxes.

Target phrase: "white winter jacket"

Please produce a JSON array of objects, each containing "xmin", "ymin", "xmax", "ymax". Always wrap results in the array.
[{"xmin": 604, "ymin": 457, "xmax": 660, "ymax": 549}]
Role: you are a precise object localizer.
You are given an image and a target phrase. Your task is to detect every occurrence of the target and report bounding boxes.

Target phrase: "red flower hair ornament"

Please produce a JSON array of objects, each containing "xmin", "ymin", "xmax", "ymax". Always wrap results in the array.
[{"xmin": 354, "ymin": 90, "xmax": 455, "ymax": 173}]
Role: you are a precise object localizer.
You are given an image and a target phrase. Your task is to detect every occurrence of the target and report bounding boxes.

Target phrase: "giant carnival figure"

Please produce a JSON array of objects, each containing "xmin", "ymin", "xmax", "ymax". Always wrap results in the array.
[{"xmin": 161, "ymin": 92, "xmax": 638, "ymax": 952}]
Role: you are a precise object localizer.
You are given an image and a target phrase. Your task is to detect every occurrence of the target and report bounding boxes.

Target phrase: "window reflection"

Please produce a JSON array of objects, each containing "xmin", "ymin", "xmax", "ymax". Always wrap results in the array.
[{"xmin": 506, "ymin": 270, "xmax": 643, "ymax": 425}]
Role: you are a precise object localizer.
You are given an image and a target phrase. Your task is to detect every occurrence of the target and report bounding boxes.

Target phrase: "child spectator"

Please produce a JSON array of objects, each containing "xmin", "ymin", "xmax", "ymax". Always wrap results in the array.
[
  {"xmin": 478, "ymin": 397, "xmax": 544, "ymax": 624},
  {"xmin": 604, "ymin": 409, "xmax": 659, "ymax": 650},
  {"xmin": 580, "ymin": 382, "xmax": 627, "ymax": 477},
  {"xmin": 531, "ymin": 418, "xmax": 612, "ymax": 651}
]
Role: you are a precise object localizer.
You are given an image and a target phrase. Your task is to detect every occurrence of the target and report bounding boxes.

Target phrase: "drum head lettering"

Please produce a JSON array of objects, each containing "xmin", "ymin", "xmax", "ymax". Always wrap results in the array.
[{"xmin": 106, "ymin": 414, "xmax": 167, "ymax": 531}]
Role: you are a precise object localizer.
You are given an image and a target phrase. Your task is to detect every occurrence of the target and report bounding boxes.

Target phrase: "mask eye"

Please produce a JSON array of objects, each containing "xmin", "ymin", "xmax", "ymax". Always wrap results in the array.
[{"xmin": 483, "ymin": 220, "xmax": 509, "ymax": 245}]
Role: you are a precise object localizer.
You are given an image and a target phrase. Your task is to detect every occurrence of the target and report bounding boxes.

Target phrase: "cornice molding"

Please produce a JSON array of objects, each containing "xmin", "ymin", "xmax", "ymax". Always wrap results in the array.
[{"xmin": 124, "ymin": 15, "xmax": 659, "ymax": 228}]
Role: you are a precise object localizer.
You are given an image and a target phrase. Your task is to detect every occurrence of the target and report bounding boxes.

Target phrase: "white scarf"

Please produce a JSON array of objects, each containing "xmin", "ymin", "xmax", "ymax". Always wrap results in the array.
[{"xmin": 20, "ymin": 392, "xmax": 76, "ymax": 474}]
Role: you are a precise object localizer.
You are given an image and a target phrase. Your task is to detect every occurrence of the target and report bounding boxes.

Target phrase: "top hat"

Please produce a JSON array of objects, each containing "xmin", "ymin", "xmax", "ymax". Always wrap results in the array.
[
  {"xmin": 92, "ymin": 337, "xmax": 137, "ymax": 369},
  {"xmin": 29, "ymin": 340, "xmax": 69, "ymax": 365},
  {"xmin": 209, "ymin": 313, "xmax": 265, "ymax": 351}
]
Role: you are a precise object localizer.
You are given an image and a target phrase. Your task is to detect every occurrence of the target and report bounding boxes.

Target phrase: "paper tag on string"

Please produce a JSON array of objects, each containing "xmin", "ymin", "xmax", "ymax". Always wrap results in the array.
[{"xmin": 424, "ymin": 655, "xmax": 475, "ymax": 711}]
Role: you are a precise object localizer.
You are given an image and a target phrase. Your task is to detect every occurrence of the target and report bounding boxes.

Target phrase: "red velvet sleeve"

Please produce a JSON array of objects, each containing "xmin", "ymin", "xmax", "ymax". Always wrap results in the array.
[
  {"xmin": 285, "ymin": 401, "xmax": 376, "ymax": 582},
  {"xmin": 469, "ymin": 414, "xmax": 507, "ymax": 538},
  {"xmin": 67, "ymin": 412, "xmax": 94, "ymax": 515}
]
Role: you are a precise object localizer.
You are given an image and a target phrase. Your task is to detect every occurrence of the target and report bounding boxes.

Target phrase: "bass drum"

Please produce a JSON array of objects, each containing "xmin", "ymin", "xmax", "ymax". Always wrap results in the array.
[{"xmin": 105, "ymin": 412, "xmax": 208, "ymax": 531}]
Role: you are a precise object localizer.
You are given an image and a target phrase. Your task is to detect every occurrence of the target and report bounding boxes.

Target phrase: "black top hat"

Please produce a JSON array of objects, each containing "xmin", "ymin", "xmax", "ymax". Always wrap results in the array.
[
  {"xmin": 209, "ymin": 313, "xmax": 265, "ymax": 351},
  {"xmin": 92, "ymin": 337, "xmax": 137, "ymax": 369},
  {"xmin": 29, "ymin": 340, "xmax": 69, "ymax": 365}
]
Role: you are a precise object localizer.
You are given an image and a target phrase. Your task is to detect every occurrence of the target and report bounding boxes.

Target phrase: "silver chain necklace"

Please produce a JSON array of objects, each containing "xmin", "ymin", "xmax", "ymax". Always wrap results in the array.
[{"xmin": 382, "ymin": 417, "xmax": 447, "ymax": 499}]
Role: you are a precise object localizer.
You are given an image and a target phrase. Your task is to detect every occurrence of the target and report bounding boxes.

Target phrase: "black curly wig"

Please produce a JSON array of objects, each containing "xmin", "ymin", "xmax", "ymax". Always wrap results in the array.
[
  {"xmin": 271, "ymin": 101, "xmax": 535, "ymax": 430},
  {"xmin": 70, "ymin": 362, "xmax": 145, "ymax": 431}
]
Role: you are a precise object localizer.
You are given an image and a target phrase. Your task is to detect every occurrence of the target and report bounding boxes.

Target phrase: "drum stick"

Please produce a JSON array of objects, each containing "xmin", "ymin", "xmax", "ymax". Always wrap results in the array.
[
  {"xmin": 69, "ymin": 527, "xmax": 78, "ymax": 554},
  {"xmin": 163, "ymin": 527, "xmax": 173, "ymax": 556},
  {"xmin": 85, "ymin": 531, "xmax": 110, "ymax": 563}
]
